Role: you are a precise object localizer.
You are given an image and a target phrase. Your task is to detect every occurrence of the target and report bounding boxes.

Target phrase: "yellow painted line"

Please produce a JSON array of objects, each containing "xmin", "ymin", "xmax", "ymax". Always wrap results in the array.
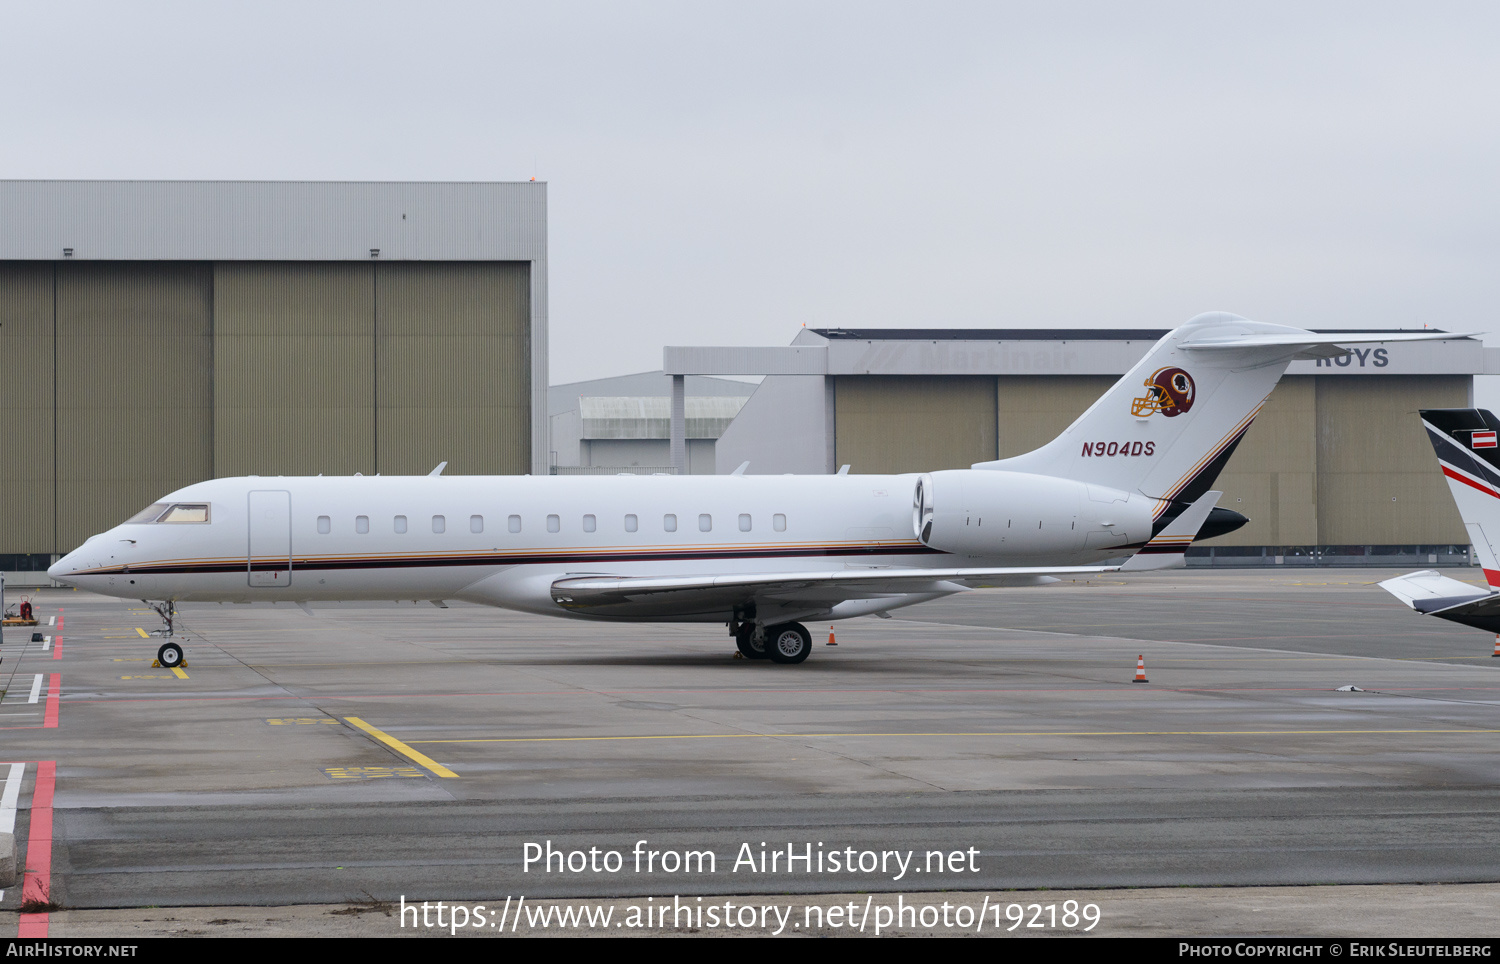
[
  {"xmin": 135, "ymin": 628, "xmax": 149, "ymax": 638},
  {"xmin": 408, "ymin": 727, "xmax": 1500, "ymax": 745},
  {"xmin": 171, "ymin": 667, "xmax": 188, "ymax": 679},
  {"xmin": 345, "ymin": 717, "xmax": 459, "ymax": 778}
]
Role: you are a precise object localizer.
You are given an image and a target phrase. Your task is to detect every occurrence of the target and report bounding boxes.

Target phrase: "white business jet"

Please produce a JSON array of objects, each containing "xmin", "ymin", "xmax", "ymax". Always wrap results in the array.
[{"xmin": 49, "ymin": 313, "xmax": 1457, "ymax": 667}]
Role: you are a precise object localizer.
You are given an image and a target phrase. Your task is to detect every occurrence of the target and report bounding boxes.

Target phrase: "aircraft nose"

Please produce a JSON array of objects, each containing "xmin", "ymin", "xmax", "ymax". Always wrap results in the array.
[{"xmin": 49, "ymin": 550, "xmax": 81, "ymax": 584}]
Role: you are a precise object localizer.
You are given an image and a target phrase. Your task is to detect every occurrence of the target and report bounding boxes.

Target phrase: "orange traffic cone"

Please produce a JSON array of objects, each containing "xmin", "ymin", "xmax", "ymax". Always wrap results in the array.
[
  {"xmin": 1492, "ymin": 636, "xmax": 1499, "ymax": 658},
  {"xmin": 827, "ymin": 626, "xmax": 837, "ymax": 646},
  {"xmin": 1132, "ymin": 655, "xmax": 1149, "ymax": 683}
]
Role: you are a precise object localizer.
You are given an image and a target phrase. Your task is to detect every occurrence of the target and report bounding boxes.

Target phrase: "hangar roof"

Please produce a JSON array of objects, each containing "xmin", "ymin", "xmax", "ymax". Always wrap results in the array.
[{"xmin": 0, "ymin": 180, "xmax": 546, "ymax": 262}]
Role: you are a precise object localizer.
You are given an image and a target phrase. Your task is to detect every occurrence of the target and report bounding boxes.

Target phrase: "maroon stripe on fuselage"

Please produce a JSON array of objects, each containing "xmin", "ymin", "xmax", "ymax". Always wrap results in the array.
[{"xmin": 101, "ymin": 542, "xmax": 949, "ymax": 577}]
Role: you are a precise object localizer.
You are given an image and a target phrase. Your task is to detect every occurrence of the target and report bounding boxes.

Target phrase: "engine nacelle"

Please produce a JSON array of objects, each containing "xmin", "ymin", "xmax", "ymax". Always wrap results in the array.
[{"xmin": 913, "ymin": 469, "xmax": 1153, "ymax": 557}]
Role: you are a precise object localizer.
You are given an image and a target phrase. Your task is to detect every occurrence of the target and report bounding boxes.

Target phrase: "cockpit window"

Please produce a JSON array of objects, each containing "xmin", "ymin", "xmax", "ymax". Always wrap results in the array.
[
  {"xmin": 126, "ymin": 502, "xmax": 211, "ymax": 524},
  {"xmin": 126, "ymin": 503, "xmax": 171, "ymax": 524},
  {"xmin": 158, "ymin": 503, "xmax": 210, "ymax": 524}
]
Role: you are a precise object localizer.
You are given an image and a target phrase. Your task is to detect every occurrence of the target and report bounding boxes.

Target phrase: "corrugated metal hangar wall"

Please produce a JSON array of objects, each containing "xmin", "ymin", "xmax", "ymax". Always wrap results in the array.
[
  {"xmin": 1, "ymin": 260, "xmax": 530, "ymax": 554},
  {"xmin": 830, "ymin": 373, "xmax": 1469, "ymax": 546},
  {"xmin": 0, "ymin": 181, "xmax": 545, "ymax": 563}
]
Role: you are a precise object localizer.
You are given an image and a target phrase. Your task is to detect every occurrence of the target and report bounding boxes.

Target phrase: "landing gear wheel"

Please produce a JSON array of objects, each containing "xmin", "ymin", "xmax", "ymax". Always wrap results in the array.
[
  {"xmin": 766, "ymin": 622, "xmax": 812, "ymax": 664},
  {"xmin": 157, "ymin": 642, "xmax": 183, "ymax": 669},
  {"xmin": 735, "ymin": 626, "xmax": 768, "ymax": 660}
]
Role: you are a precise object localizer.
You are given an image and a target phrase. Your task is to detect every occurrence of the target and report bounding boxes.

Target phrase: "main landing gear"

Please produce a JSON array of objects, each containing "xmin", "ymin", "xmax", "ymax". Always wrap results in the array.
[{"xmin": 732, "ymin": 619, "xmax": 812, "ymax": 665}]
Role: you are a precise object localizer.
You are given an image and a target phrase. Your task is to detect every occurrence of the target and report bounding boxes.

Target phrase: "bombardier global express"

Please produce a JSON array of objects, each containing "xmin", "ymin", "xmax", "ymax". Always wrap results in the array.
[{"xmin": 48, "ymin": 312, "xmax": 1459, "ymax": 667}]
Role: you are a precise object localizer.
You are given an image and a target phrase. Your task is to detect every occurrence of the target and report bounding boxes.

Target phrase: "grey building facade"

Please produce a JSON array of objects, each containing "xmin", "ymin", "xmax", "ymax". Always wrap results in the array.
[{"xmin": 548, "ymin": 372, "xmax": 751, "ymax": 475}]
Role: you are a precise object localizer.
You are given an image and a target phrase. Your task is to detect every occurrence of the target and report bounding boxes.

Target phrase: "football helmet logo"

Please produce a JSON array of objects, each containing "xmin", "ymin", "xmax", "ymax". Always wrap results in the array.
[{"xmin": 1131, "ymin": 367, "xmax": 1195, "ymax": 418}]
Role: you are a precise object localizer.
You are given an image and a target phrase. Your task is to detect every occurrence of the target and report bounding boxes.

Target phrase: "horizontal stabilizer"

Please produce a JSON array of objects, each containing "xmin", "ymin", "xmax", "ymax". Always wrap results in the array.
[
  {"xmin": 1377, "ymin": 570, "xmax": 1500, "ymax": 632},
  {"xmin": 1178, "ymin": 330, "xmax": 1469, "ymax": 351}
]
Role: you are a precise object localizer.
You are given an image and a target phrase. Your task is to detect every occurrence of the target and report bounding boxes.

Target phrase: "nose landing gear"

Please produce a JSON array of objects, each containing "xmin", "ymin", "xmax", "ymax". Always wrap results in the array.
[{"xmin": 145, "ymin": 600, "xmax": 186, "ymax": 668}]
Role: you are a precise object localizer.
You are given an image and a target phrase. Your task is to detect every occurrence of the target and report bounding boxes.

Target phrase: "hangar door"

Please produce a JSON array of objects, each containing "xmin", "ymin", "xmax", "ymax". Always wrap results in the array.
[
  {"xmin": 248, "ymin": 490, "xmax": 292, "ymax": 588},
  {"xmin": 834, "ymin": 376, "xmax": 998, "ymax": 474}
]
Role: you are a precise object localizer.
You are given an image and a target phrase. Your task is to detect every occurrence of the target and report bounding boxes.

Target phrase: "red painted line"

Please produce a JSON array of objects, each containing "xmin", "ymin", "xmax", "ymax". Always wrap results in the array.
[
  {"xmin": 51, "ymin": 635, "xmax": 61, "ymax": 660},
  {"xmin": 43, "ymin": 674, "xmax": 60, "ymax": 728},
  {"xmin": 18, "ymin": 760, "xmax": 57, "ymax": 938},
  {"xmin": 48, "ymin": 681, "xmax": 1500, "ymax": 708},
  {"xmin": 1442, "ymin": 464, "xmax": 1500, "ymax": 499}
]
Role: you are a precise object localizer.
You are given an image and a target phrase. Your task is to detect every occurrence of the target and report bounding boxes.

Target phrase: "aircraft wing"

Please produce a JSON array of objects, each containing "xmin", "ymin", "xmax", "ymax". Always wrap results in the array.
[
  {"xmin": 549, "ymin": 565, "xmax": 1114, "ymax": 619},
  {"xmin": 1376, "ymin": 569, "xmax": 1500, "ymax": 632}
]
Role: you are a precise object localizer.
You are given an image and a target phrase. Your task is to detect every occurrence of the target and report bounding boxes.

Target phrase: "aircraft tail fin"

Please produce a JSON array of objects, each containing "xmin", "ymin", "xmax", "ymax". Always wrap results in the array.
[
  {"xmin": 974, "ymin": 313, "xmax": 1465, "ymax": 533},
  {"xmin": 1416, "ymin": 409, "xmax": 1500, "ymax": 588}
]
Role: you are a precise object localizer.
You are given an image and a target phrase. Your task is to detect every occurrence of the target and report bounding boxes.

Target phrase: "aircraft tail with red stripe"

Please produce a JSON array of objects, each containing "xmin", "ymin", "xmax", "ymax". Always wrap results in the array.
[
  {"xmin": 1374, "ymin": 408, "xmax": 1500, "ymax": 633},
  {"xmin": 1418, "ymin": 409, "xmax": 1500, "ymax": 588}
]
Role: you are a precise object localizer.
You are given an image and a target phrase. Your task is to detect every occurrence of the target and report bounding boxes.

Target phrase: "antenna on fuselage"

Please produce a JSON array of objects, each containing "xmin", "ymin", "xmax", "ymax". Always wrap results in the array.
[{"xmin": 429, "ymin": 462, "xmax": 448, "ymax": 477}]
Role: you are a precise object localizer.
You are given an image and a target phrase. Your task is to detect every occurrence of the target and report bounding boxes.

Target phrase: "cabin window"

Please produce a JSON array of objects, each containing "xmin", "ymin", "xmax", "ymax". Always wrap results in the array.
[
  {"xmin": 317, "ymin": 516, "xmax": 331, "ymax": 534},
  {"xmin": 470, "ymin": 515, "xmax": 484, "ymax": 534},
  {"xmin": 432, "ymin": 515, "xmax": 446, "ymax": 534},
  {"xmin": 547, "ymin": 514, "xmax": 560, "ymax": 533},
  {"xmin": 663, "ymin": 513, "xmax": 677, "ymax": 532},
  {"xmin": 699, "ymin": 514, "xmax": 712, "ymax": 532},
  {"xmin": 583, "ymin": 514, "xmax": 596, "ymax": 533},
  {"xmin": 508, "ymin": 514, "xmax": 522, "ymax": 533},
  {"xmin": 624, "ymin": 514, "xmax": 638, "ymax": 532},
  {"xmin": 394, "ymin": 515, "xmax": 408, "ymax": 533},
  {"xmin": 356, "ymin": 515, "xmax": 370, "ymax": 534},
  {"xmin": 773, "ymin": 513, "xmax": 786, "ymax": 532},
  {"xmin": 738, "ymin": 513, "xmax": 752, "ymax": 532}
]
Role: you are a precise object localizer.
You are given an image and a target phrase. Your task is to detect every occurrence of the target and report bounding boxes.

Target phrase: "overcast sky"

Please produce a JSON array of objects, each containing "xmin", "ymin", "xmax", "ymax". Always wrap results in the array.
[{"xmin": 5, "ymin": 2, "xmax": 1499, "ymax": 397}]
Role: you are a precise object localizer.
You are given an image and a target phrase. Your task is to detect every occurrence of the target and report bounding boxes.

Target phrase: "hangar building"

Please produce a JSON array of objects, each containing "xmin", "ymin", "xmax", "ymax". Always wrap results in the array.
[
  {"xmin": 0, "ymin": 180, "xmax": 546, "ymax": 581},
  {"xmin": 687, "ymin": 326, "xmax": 1496, "ymax": 564}
]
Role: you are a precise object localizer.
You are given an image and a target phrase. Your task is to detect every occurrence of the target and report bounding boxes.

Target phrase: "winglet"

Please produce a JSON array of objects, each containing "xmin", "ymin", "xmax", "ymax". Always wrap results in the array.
[{"xmin": 1121, "ymin": 491, "xmax": 1223, "ymax": 571}]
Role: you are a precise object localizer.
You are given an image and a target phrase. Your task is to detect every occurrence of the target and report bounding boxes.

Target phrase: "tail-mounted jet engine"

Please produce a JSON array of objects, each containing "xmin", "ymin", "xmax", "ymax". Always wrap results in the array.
[{"xmin": 913, "ymin": 470, "xmax": 1153, "ymax": 556}]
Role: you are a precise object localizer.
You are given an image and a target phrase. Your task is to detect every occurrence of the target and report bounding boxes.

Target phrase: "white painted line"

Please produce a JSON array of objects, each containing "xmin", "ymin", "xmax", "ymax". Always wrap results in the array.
[
  {"xmin": 41, "ymin": 635, "xmax": 51, "ymax": 651},
  {"xmin": 48, "ymin": 616, "xmax": 55, "ymax": 626},
  {"xmin": 1, "ymin": 762, "xmax": 24, "ymax": 834},
  {"xmin": 28, "ymin": 673, "xmax": 43, "ymax": 704}
]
